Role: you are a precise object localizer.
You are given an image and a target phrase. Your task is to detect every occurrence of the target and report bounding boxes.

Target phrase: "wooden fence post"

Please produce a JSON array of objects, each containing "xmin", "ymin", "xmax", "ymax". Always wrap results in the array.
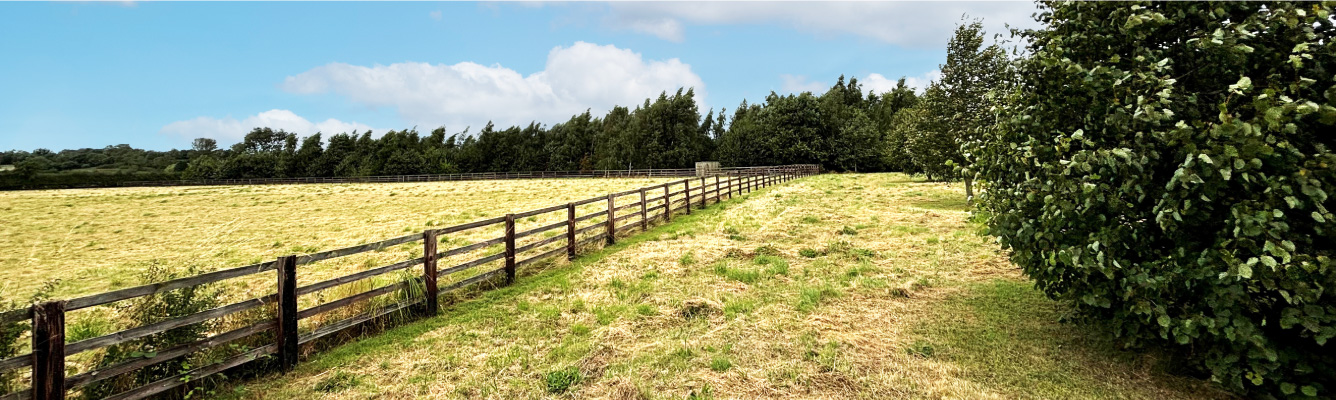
[
  {"xmin": 714, "ymin": 176, "xmax": 720, "ymax": 203},
  {"xmin": 663, "ymin": 185, "xmax": 671, "ymax": 222},
  {"xmin": 684, "ymin": 179, "xmax": 691, "ymax": 215},
  {"xmin": 422, "ymin": 230, "xmax": 439, "ymax": 316},
  {"xmin": 275, "ymin": 255, "xmax": 298, "ymax": 371},
  {"xmin": 505, "ymin": 214, "xmax": 516, "ymax": 283},
  {"xmin": 605, "ymin": 194, "xmax": 616, "ymax": 245},
  {"xmin": 639, "ymin": 188, "xmax": 648, "ymax": 231},
  {"xmin": 566, "ymin": 203, "xmax": 576, "ymax": 260},
  {"xmin": 33, "ymin": 301, "xmax": 65, "ymax": 400},
  {"xmin": 699, "ymin": 177, "xmax": 707, "ymax": 208}
]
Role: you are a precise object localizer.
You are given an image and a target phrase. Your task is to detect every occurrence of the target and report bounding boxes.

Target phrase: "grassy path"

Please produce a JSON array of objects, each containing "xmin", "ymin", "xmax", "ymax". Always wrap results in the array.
[{"xmin": 226, "ymin": 173, "xmax": 1230, "ymax": 399}]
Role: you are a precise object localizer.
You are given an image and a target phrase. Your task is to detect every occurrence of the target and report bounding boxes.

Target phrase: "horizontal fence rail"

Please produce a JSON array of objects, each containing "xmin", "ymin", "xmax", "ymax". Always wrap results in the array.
[
  {"xmin": 115, "ymin": 165, "xmax": 809, "ymax": 189},
  {"xmin": 0, "ymin": 164, "xmax": 818, "ymax": 400}
]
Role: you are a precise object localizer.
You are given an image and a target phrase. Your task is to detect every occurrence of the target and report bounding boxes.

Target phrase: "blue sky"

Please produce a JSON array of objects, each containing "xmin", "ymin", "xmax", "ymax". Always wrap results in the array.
[{"xmin": 0, "ymin": 1, "xmax": 1037, "ymax": 151}]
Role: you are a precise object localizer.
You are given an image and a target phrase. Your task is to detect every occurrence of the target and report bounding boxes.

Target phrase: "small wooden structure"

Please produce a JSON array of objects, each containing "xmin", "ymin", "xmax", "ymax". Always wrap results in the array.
[{"xmin": 695, "ymin": 161, "xmax": 721, "ymax": 177}]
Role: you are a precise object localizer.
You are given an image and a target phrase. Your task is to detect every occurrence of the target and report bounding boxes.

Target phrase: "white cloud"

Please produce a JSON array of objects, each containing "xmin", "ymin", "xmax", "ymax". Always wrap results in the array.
[
  {"xmin": 779, "ymin": 70, "xmax": 940, "ymax": 97},
  {"xmin": 778, "ymin": 74, "xmax": 828, "ymax": 94},
  {"xmin": 160, "ymin": 109, "xmax": 375, "ymax": 144},
  {"xmin": 902, "ymin": 70, "xmax": 942, "ymax": 93},
  {"xmin": 281, "ymin": 42, "xmax": 706, "ymax": 130},
  {"xmin": 862, "ymin": 73, "xmax": 902, "ymax": 95},
  {"xmin": 598, "ymin": 2, "xmax": 1038, "ymax": 48},
  {"xmin": 429, "ymin": 10, "xmax": 442, "ymax": 21},
  {"xmin": 865, "ymin": 70, "xmax": 941, "ymax": 94},
  {"xmin": 607, "ymin": 16, "xmax": 684, "ymax": 42}
]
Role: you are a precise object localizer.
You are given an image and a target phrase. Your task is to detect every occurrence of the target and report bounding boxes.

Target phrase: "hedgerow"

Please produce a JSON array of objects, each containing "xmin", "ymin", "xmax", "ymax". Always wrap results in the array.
[{"xmin": 972, "ymin": 2, "xmax": 1335, "ymax": 396}]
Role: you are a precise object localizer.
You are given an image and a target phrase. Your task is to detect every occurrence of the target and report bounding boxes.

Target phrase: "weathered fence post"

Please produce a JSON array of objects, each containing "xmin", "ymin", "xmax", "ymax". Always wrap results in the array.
[
  {"xmin": 699, "ymin": 177, "xmax": 707, "ymax": 208},
  {"xmin": 714, "ymin": 176, "xmax": 720, "ymax": 203},
  {"xmin": 505, "ymin": 214, "xmax": 516, "ymax": 283},
  {"xmin": 684, "ymin": 179, "xmax": 692, "ymax": 215},
  {"xmin": 275, "ymin": 255, "xmax": 298, "ymax": 371},
  {"xmin": 33, "ymin": 301, "xmax": 65, "ymax": 400},
  {"xmin": 422, "ymin": 229, "xmax": 439, "ymax": 316},
  {"xmin": 605, "ymin": 194, "xmax": 616, "ymax": 245},
  {"xmin": 639, "ymin": 188, "xmax": 648, "ymax": 231},
  {"xmin": 663, "ymin": 185, "xmax": 671, "ymax": 222},
  {"xmin": 566, "ymin": 203, "xmax": 576, "ymax": 260}
]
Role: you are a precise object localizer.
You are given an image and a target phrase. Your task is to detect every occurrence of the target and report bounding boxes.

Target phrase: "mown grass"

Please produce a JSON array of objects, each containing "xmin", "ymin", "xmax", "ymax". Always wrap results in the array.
[
  {"xmin": 0, "ymin": 177, "xmax": 679, "ymax": 299},
  {"xmin": 222, "ymin": 173, "xmax": 1230, "ymax": 399}
]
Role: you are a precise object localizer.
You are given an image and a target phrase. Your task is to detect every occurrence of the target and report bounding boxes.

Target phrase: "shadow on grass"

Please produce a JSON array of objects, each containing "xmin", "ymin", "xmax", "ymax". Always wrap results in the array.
[{"xmin": 912, "ymin": 280, "xmax": 1234, "ymax": 399}]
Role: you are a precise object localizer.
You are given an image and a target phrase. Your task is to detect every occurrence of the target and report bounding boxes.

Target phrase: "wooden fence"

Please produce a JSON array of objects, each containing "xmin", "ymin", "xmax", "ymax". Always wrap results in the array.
[
  {"xmin": 118, "ymin": 165, "xmax": 809, "ymax": 188},
  {"xmin": 0, "ymin": 164, "xmax": 818, "ymax": 400}
]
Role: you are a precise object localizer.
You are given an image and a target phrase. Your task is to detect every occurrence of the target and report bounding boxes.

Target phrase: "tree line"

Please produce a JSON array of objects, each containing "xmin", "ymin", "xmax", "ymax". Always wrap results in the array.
[{"xmin": 2, "ymin": 79, "xmax": 934, "ymax": 189}]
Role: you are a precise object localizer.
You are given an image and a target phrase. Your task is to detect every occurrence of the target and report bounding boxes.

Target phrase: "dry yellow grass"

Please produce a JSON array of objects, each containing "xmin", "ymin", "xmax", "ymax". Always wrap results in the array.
[
  {"xmin": 226, "ymin": 173, "xmax": 1233, "ymax": 400},
  {"xmin": 0, "ymin": 177, "xmax": 679, "ymax": 300}
]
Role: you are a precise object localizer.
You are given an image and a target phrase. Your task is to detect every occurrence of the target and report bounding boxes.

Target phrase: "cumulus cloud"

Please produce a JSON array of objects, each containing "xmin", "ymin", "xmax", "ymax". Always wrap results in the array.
[
  {"xmin": 902, "ymin": 70, "xmax": 943, "ymax": 93},
  {"xmin": 598, "ymin": 2, "xmax": 1038, "ymax": 48},
  {"xmin": 865, "ymin": 70, "xmax": 941, "ymax": 94},
  {"xmin": 778, "ymin": 74, "xmax": 828, "ymax": 94},
  {"xmin": 607, "ymin": 16, "xmax": 684, "ymax": 42},
  {"xmin": 779, "ymin": 70, "xmax": 940, "ymax": 97},
  {"xmin": 280, "ymin": 42, "xmax": 706, "ymax": 130},
  {"xmin": 160, "ymin": 109, "xmax": 375, "ymax": 143}
]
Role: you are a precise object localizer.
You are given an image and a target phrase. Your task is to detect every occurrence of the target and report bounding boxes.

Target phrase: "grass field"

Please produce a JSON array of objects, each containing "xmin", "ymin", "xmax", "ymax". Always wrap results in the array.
[
  {"xmin": 220, "ymin": 173, "xmax": 1231, "ymax": 399},
  {"xmin": 0, "ymin": 177, "xmax": 679, "ymax": 300}
]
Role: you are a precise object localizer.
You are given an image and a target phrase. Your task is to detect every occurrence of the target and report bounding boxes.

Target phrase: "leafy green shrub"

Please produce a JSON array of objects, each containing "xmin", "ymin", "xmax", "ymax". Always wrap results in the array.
[
  {"xmin": 972, "ymin": 2, "xmax": 1336, "ymax": 396},
  {"xmin": 0, "ymin": 299, "xmax": 26, "ymax": 395},
  {"xmin": 544, "ymin": 366, "xmax": 582, "ymax": 393},
  {"xmin": 83, "ymin": 263, "xmax": 222, "ymax": 399},
  {"xmin": 0, "ymin": 281, "xmax": 59, "ymax": 394}
]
